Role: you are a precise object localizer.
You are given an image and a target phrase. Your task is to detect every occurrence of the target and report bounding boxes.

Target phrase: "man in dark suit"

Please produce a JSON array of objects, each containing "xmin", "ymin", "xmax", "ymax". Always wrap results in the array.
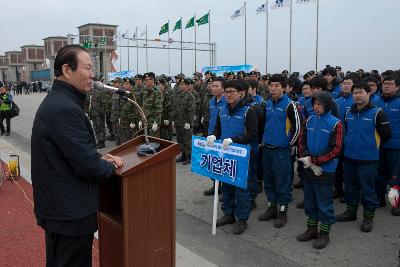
[{"xmin": 31, "ymin": 45, "xmax": 123, "ymax": 267}]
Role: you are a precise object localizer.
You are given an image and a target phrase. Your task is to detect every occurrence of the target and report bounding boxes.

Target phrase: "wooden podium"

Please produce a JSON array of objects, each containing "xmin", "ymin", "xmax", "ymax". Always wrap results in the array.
[{"xmin": 98, "ymin": 135, "xmax": 180, "ymax": 267}]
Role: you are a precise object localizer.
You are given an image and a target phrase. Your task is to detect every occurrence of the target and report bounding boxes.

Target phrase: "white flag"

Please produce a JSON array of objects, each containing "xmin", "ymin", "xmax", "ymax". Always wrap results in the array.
[
  {"xmin": 296, "ymin": 0, "xmax": 316, "ymax": 4},
  {"xmin": 231, "ymin": 5, "xmax": 245, "ymax": 20},
  {"xmin": 256, "ymin": 3, "xmax": 267, "ymax": 14},
  {"xmin": 271, "ymin": 0, "xmax": 290, "ymax": 9}
]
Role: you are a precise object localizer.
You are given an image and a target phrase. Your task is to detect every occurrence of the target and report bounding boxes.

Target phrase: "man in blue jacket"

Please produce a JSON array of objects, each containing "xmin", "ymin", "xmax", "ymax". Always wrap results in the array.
[
  {"xmin": 31, "ymin": 45, "xmax": 123, "ymax": 266},
  {"xmin": 337, "ymin": 81, "xmax": 391, "ymax": 232},
  {"xmin": 207, "ymin": 80, "xmax": 258, "ymax": 235},
  {"xmin": 258, "ymin": 74, "xmax": 301, "ymax": 228},
  {"xmin": 375, "ymin": 75, "xmax": 400, "ymax": 215}
]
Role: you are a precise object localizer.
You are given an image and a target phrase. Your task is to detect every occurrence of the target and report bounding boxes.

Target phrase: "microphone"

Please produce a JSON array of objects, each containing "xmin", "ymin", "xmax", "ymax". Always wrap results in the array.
[
  {"xmin": 93, "ymin": 81, "xmax": 160, "ymax": 156},
  {"xmin": 93, "ymin": 81, "xmax": 130, "ymax": 95}
]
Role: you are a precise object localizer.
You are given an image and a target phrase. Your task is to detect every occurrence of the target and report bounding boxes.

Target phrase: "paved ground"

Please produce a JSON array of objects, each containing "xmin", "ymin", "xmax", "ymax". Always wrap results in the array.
[{"xmin": 1, "ymin": 92, "xmax": 399, "ymax": 266}]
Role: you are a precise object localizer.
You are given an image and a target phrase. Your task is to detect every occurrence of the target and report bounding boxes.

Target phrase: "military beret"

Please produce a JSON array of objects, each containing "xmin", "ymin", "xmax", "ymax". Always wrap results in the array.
[
  {"xmin": 207, "ymin": 77, "xmax": 214, "ymax": 83},
  {"xmin": 143, "ymin": 72, "xmax": 156, "ymax": 79},
  {"xmin": 204, "ymin": 71, "xmax": 212, "ymax": 75},
  {"xmin": 175, "ymin": 73, "xmax": 185, "ymax": 79},
  {"xmin": 237, "ymin": 70, "xmax": 245, "ymax": 75},
  {"xmin": 249, "ymin": 71, "xmax": 258, "ymax": 76},
  {"xmin": 227, "ymin": 71, "xmax": 234, "ymax": 76},
  {"xmin": 261, "ymin": 75, "xmax": 270, "ymax": 80},
  {"xmin": 134, "ymin": 74, "xmax": 143, "ymax": 79},
  {"xmin": 335, "ymin": 66, "xmax": 341, "ymax": 70}
]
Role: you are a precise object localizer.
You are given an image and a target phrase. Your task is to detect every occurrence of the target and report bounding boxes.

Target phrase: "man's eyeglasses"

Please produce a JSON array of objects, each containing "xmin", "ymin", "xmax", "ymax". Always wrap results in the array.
[{"xmin": 224, "ymin": 89, "xmax": 238, "ymax": 95}]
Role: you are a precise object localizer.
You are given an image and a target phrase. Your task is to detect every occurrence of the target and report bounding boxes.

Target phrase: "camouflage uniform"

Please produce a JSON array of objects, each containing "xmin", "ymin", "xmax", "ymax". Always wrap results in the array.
[
  {"xmin": 91, "ymin": 88, "xmax": 109, "ymax": 143},
  {"xmin": 142, "ymin": 86, "xmax": 164, "ymax": 138},
  {"xmin": 133, "ymin": 84, "xmax": 144, "ymax": 105},
  {"xmin": 119, "ymin": 92, "xmax": 141, "ymax": 144},
  {"xmin": 160, "ymin": 87, "xmax": 173, "ymax": 140},
  {"xmin": 201, "ymin": 81, "xmax": 215, "ymax": 137},
  {"xmin": 111, "ymin": 92, "xmax": 123, "ymax": 145},
  {"xmin": 172, "ymin": 88, "xmax": 195, "ymax": 157},
  {"xmin": 104, "ymin": 91, "xmax": 114, "ymax": 138}
]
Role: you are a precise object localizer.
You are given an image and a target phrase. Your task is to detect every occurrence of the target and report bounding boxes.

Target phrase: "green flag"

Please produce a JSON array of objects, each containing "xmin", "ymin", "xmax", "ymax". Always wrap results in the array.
[
  {"xmin": 99, "ymin": 37, "xmax": 106, "ymax": 45},
  {"xmin": 82, "ymin": 40, "xmax": 92, "ymax": 48},
  {"xmin": 159, "ymin": 22, "xmax": 169, "ymax": 35},
  {"xmin": 185, "ymin": 17, "xmax": 195, "ymax": 29},
  {"xmin": 173, "ymin": 19, "xmax": 182, "ymax": 32},
  {"xmin": 196, "ymin": 13, "xmax": 209, "ymax": 26}
]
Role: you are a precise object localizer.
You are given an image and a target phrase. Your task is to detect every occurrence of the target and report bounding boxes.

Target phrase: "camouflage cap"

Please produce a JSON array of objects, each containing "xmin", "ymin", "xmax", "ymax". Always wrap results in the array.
[
  {"xmin": 175, "ymin": 73, "xmax": 185, "ymax": 79},
  {"xmin": 193, "ymin": 72, "xmax": 203, "ymax": 78}
]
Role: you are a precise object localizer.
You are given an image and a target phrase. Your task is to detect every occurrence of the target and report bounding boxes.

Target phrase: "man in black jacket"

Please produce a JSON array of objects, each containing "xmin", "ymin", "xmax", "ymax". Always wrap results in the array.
[{"xmin": 31, "ymin": 45, "xmax": 123, "ymax": 267}]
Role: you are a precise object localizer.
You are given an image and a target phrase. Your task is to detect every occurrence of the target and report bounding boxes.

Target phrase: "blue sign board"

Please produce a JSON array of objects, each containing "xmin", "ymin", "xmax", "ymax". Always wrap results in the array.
[
  {"xmin": 201, "ymin": 65, "xmax": 253, "ymax": 76},
  {"xmin": 107, "ymin": 71, "xmax": 135, "ymax": 81},
  {"xmin": 191, "ymin": 136, "xmax": 250, "ymax": 189}
]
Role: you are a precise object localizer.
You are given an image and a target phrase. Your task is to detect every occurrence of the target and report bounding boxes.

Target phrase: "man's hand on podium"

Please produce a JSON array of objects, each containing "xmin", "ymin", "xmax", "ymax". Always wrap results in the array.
[{"xmin": 102, "ymin": 153, "xmax": 124, "ymax": 169}]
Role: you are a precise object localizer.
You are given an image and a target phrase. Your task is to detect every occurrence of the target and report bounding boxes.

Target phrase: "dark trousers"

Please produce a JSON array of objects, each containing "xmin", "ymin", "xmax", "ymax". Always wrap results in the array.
[
  {"xmin": 304, "ymin": 181, "xmax": 336, "ymax": 225},
  {"xmin": 248, "ymin": 151, "xmax": 258, "ymax": 201},
  {"xmin": 221, "ymin": 183, "xmax": 250, "ymax": 220},
  {"xmin": 263, "ymin": 147, "xmax": 292, "ymax": 205},
  {"xmin": 0, "ymin": 111, "xmax": 11, "ymax": 133},
  {"xmin": 376, "ymin": 148, "xmax": 400, "ymax": 198},
  {"xmin": 45, "ymin": 232, "xmax": 93, "ymax": 267},
  {"xmin": 344, "ymin": 160, "xmax": 379, "ymax": 210},
  {"xmin": 334, "ymin": 151, "xmax": 345, "ymax": 194}
]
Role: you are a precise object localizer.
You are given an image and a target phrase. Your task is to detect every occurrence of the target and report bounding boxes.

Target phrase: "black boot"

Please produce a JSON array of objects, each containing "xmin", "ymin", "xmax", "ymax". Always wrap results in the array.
[
  {"xmin": 392, "ymin": 205, "xmax": 400, "ymax": 216},
  {"xmin": 258, "ymin": 206, "xmax": 278, "ymax": 221},
  {"xmin": 333, "ymin": 189, "xmax": 344, "ymax": 199},
  {"xmin": 176, "ymin": 153, "xmax": 186, "ymax": 163},
  {"xmin": 293, "ymin": 180, "xmax": 304, "ymax": 189},
  {"xmin": 336, "ymin": 210, "xmax": 357, "ymax": 222},
  {"xmin": 297, "ymin": 226, "xmax": 318, "ymax": 242},
  {"xmin": 360, "ymin": 217, "xmax": 373, "ymax": 232},
  {"xmin": 106, "ymin": 134, "xmax": 115, "ymax": 141},
  {"xmin": 232, "ymin": 220, "xmax": 247, "ymax": 235},
  {"xmin": 183, "ymin": 153, "xmax": 190, "ymax": 165},
  {"xmin": 273, "ymin": 210, "xmax": 288, "ymax": 228},
  {"xmin": 296, "ymin": 200, "xmax": 304, "ymax": 209},
  {"xmin": 216, "ymin": 214, "xmax": 236, "ymax": 227},
  {"xmin": 313, "ymin": 231, "xmax": 330, "ymax": 249},
  {"xmin": 96, "ymin": 141, "xmax": 105, "ymax": 149}
]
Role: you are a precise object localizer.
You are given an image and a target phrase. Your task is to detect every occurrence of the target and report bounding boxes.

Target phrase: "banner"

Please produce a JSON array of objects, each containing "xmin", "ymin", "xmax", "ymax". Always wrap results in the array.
[
  {"xmin": 191, "ymin": 136, "xmax": 250, "ymax": 189},
  {"xmin": 107, "ymin": 71, "xmax": 135, "ymax": 81},
  {"xmin": 201, "ymin": 64, "xmax": 253, "ymax": 76}
]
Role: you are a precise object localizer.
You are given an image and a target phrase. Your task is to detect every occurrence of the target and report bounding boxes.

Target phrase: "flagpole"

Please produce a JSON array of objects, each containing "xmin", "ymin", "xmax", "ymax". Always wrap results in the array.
[
  {"xmin": 136, "ymin": 27, "xmax": 139, "ymax": 73},
  {"xmin": 315, "ymin": 0, "xmax": 319, "ymax": 72},
  {"xmin": 266, "ymin": 0, "xmax": 269, "ymax": 73},
  {"xmin": 119, "ymin": 41, "xmax": 122, "ymax": 71},
  {"xmin": 127, "ymin": 29, "xmax": 130, "ymax": 71},
  {"xmin": 244, "ymin": 2, "xmax": 247, "ymax": 65},
  {"xmin": 146, "ymin": 25, "xmax": 148, "ymax": 72},
  {"xmin": 209, "ymin": 10, "xmax": 212, "ymax": 67},
  {"xmin": 289, "ymin": 0, "xmax": 293, "ymax": 74},
  {"xmin": 180, "ymin": 18, "xmax": 183, "ymax": 73},
  {"xmin": 194, "ymin": 14, "xmax": 197, "ymax": 72},
  {"xmin": 168, "ymin": 20, "xmax": 171, "ymax": 74}
]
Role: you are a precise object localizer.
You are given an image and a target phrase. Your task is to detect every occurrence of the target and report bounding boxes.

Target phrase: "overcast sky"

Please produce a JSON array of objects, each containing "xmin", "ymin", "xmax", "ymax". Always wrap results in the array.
[{"xmin": 1, "ymin": 0, "xmax": 399, "ymax": 76}]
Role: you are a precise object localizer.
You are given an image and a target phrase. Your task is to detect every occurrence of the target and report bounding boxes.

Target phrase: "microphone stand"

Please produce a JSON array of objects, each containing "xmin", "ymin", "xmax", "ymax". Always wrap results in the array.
[{"xmin": 119, "ymin": 92, "xmax": 161, "ymax": 156}]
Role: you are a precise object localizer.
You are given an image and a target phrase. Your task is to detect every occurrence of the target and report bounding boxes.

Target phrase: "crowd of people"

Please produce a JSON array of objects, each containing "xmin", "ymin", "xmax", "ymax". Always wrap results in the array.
[{"xmin": 85, "ymin": 65, "xmax": 400, "ymax": 250}]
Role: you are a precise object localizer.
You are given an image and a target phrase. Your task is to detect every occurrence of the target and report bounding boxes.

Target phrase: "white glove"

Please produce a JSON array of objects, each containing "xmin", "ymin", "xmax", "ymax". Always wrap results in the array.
[
  {"xmin": 194, "ymin": 115, "xmax": 197, "ymax": 121},
  {"xmin": 152, "ymin": 122, "xmax": 158, "ymax": 132},
  {"xmin": 201, "ymin": 117, "xmax": 204, "ymax": 124},
  {"xmin": 164, "ymin": 120, "xmax": 169, "ymax": 126},
  {"xmin": 184, "ymin": 123, "xmax": 190, "ymax": 130},
  {"xmin": 207, "ymin": 135, "xmax": 216, "ymax": 146},
  {"xmin": 388, "ymin": 187, "xmax": 400, "ymax": 207},
  {"xmin": 222, "ymin": 138, "xmax": 233, "ymax": 150},
  {"xmin": 297, "ymin": 156, "xmax": 312, "ymax": 169},
  {"xmin": 310, "ymin": 164, "xmax": 323, "ymax": 176},
  {"xmin": 172, "ymin": 121, "xmax": 175, "ymax": 128},
  {"xmin": 291, "ymin": 146, "xmax": 297, "ymax": 156},
  {"xmin": 129, "ymin": 123, "xmax": 136, "ymax": 129},
  {"xmin": 138, "ymin": 121, "xmax": 143, "ymax": 129}
]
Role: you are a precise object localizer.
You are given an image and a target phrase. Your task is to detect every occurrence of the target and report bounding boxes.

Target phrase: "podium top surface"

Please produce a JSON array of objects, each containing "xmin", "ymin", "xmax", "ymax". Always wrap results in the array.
[{"xmin": 106, "ymin": 135, "xmax": 180, "ymax": 177}]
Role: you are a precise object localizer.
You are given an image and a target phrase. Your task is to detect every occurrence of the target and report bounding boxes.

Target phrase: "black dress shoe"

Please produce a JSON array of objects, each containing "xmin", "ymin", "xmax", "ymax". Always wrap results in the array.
[
  {"xmin": 250, "ymin": 200, "xmax": 257, "ymax": 210},
  {"xmin": 232, "ymin": 220, "xmax": 247, "ymax": 235},
  {"xmin": 293, "ymin": 180, "xmax": 304, "ymax": 189}
]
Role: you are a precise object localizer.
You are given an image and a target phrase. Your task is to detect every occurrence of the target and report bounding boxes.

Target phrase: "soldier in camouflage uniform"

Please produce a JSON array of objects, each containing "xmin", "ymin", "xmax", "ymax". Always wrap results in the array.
[
  {"xmin": 91, "ymin": 82, "xmax": 110, "ymax": 149},
  {"xmin": 193, "ymin": 72, "xmax": 206, "ymax": 135},
  {"xmin": 172, "ymin": 78, "xmax": 195, "ymax": 165},
  {"xmin": 133, "ymin": 74, "xmax": 144, "ymax": 105},
  {"xmin": 158, "ymin": 79, "xmax": 173, "ymax": 140},
  {"xmin": 188, "ymin": 78, "xmax": 200, "ymax": 135},
  {"xmin": 110, "ymin": 78, "xmax": 123, "ymax": 145},
  {"xmin": 173, "ymin": 73, "xmax": 185, "ymax": 91},
  {"xmin": 200, "ymin": 77, "xmax": 216, "ymax": 137},
  {"xmin": 119, "ymin": 78, "xmax": 142, "ymax": 144},
  {"xmin": 142, "ymin": 72, "xmax": 164, "ymax": 138}
]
